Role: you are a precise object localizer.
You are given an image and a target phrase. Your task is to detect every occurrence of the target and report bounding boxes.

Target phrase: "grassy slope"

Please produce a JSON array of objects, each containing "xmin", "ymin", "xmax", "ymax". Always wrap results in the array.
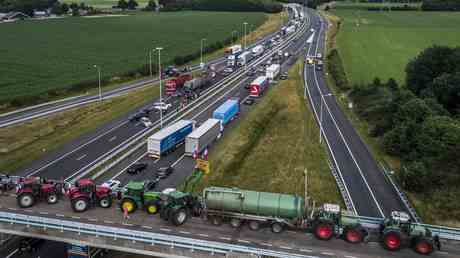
[
  {"xmin": 333, "ymin": 9, "xmax": 460, "ymax": 85},
  {"xmin": 196, "ymin": 61, "xmax": 342, "ymax": 205},
  {"xmin": 0, "ymin": 11, "xmax": 265, "ymax": 102}
]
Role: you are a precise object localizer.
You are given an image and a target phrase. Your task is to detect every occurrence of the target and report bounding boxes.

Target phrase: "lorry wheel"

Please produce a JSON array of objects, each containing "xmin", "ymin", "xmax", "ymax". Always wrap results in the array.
[
  {"xmin": 344, "ymin": 226, "xmax": 365, "ymax": 243},
  {"xmin": 18, "ymin": 193, "xmax": 35, "ymax": 208},
  {"xmin": 382, "ymin": 230, "xmax": 402, "ymax": 251},
  {"xmin": 271, "ymin": 222, "xmax": 284, "ymax": 233},
  {"xmin": 160, "ymin": 207, "xmax": 171, "ymax": 221},
  {"xmin": 414, "ymin": 238, "xmax": 434, "ymax": 255},
  {"xmin": 120, "ymin": 198, "xmax": 137, "ymax": 213},
  {"xmin": 248, "ymin": 221, "xmax": 260, "ymax": 231},
  {"xmin": 171, "ymin": 208, "xmax": 188, "ymax": 226},
  {"xmin": 230, "ymin": 218, "xmax": 242, "ymax": 228},
  {"xmin": 46, "ymin": 192, "xmax": 58, "ymax": 204},
  {"xmin": 99, "ymin": 196, "xmax": 112, "ymax": 208},
  {"xmin": 72, "ymin": 197, "xmax": 89, "ymax": 212},
  {"xmin": 314, "ymin": 222, "xmax": 334, "ymax": 240},
  {"xmin": 145, "ymin": 202, "xmax": 159, "ymax": 215}
]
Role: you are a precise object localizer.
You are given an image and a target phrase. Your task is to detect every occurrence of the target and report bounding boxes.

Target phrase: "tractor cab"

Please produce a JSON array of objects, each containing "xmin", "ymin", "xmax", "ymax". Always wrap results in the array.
[
  {"xmin": 16, "ymin": 177, "xmax": 60, "ymax": 208},
  {"xmin": 119, "ymin": 181, "xmax": 161, "ymax": 214},
  {"xmin": 69, "ymin": 178, "xmax": 112, "ymax": 213},
  {"xmin": 158, "ymin": 190, "xmax": 199, "ymax": 226}
]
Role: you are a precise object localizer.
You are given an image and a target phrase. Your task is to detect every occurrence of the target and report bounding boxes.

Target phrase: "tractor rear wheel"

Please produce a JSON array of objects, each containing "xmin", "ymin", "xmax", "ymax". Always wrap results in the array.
[
  {"xmin": 382, "ymin": 230, "xmax": 402, "ymax": 251},
  {"xmin": 170, "ymin": 208, "xmax": 188, "ymax": 226},
  {"xmin": 18, "ymin": 193, "xmax": 35, "ymax": 208},
  {"xmin": 271, "ymin": 222, "xmax": 284, "ymax": 233},
  {"xmin": 314, "ymin": 222, "xmax": 334, "ymax": 240},
  {"xmin": 160, "ymin": 207, "xmax": 171, "ymax": 221},
  {"xmin": 99, "ymin": 196, "xmax": 112, "ymax": 208},
  {"xmin": 72, "ymin": 197, "xmax": 89, "ymax": 212},
  {"xmin": 344, "ymin": 226, "xmax": 365, "ymax": 243},
  {"xmin": 46, "ymin": 192, "xmax": 58, "ymax": 204},
  {"xmin": 120, "ymin": 198, "xmax": 137, "ymax": 213},
  {"xmin": 414, "ymin": 238, "xmax": 434, "ymax": 255}
]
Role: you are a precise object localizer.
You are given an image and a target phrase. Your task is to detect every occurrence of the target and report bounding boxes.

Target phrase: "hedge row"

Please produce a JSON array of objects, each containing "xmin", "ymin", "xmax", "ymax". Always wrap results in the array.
[{"xmin": 327, "ymin": 49, "xmax": 349, "ymax": 90}]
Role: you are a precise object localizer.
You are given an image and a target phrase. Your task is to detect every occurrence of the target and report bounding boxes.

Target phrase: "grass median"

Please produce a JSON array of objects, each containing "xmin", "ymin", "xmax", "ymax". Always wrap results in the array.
[
  {"xmin": 196, "ymin": 61, "xmax": 342, "ymax": 205},
  {"xmin": 0, "ymin": 84, "xmax": 160, "ymax": 173}
]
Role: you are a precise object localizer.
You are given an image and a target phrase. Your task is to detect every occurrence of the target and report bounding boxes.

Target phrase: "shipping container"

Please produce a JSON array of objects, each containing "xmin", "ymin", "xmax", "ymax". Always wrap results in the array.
[
  {"xmin": 266, "ymin": 64, "xmax": 281, "ymax": 81},
  {"xmin": 147, "ymin": 120, "xmax": 194, "ymax": 158},
  {"xmin": 249, "ymin": 76, "xmax": 269, "ymax": 98},
  {"xmin": 213, "ymin": 99, "xmax": 239, "ymax": 125},
  {"xmin": 185, "ymin": 118, "xmax": 220, "ymax": 155}
]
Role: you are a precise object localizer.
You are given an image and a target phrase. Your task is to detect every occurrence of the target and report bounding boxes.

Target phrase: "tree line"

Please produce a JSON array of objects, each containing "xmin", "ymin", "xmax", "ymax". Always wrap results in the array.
[
  {"xmin": 0, "ymin": 0, "xmax": 95, "ymax": 16},
  {"xmin": 348, "ymin": 46, "xmax": 460, "ymax": 218},
  {"xmin": 148, "ymin": 0, "xmax": 283, "ymax": 13},
  {"xmin": 422, "ymin": 0, "xmax": 460, "ymax": 11}
]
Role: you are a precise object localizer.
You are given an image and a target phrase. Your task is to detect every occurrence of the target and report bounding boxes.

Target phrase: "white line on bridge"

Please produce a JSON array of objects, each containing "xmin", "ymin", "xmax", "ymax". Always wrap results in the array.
[
  {"xmin": 280, "ymin": 246, "xmax": 293, "ymax": 250},
  {"xmin": 198, "ymin": 234, "xmax": 209, "ymax": 238},
  {"xmin": 160, "ymin": 228, "xmax": 172, "ymax": 232},
  {"xmin": 260, "ymin": 243, "xmax": 273, "ymax": 247},
  {"xmin": 5, "ymin": 248, "xmax": 18, "ymax": 258},
  {"xmin": 321, "ymin": 252, "xmax": 335, "ymax": 256},
  {"xmin": 39, "ymin": 211, "xmax": 48, "ymax": 215},
  {"xmin": 56, "ymin": 214, "xmax": 65, "ymax": 217},
  {"xmin": 108, "ymin": 136, "xmax": 117, "ymax": 142},
  {"xmin": 104, "ymin": 220, "xmax": 114, "ymax": 224},
  {"xmin": 76, "ymin": 154, "xmax": 87, "ymax": 161},
  {"xmin": 71, "ymin": 216, "xmax": 80, "ymax": 219},
  {"xmin": 345, "ymin": 255, "xmax": 357, "ymax": 258},
  {"xmin": 300, "ymin": 249, "xmax": 313, "ymax": 253},
  {"xmin": 219, "ymin": 237, "xmax": 231, "ymax": 241},
  {"xmin": 237, "ymin": 239, "xmax": 251, "ymax": 244},
  {"xmin": 179, "ymin": 231, "xmax": 191, "ymax": 235},
  {"xmin": 142, "ymin": 226, "xmax": 153, "ymax": 229}
]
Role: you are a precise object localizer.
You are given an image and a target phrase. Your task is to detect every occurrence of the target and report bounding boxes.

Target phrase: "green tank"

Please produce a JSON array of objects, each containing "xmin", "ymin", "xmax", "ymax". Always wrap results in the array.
[{"xmin": 203, "ymin": 187, "xmax": 305, "ymax": 219}]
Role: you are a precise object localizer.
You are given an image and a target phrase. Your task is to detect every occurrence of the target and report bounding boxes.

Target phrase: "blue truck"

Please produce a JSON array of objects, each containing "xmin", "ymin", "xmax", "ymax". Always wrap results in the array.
[
  {"xmin": 147, "ymin": 120, "xmax": 194, "ymax": 158},
  {"xmin": 213, "ymin": 98, "xmax": 240, "ymax": 126}
]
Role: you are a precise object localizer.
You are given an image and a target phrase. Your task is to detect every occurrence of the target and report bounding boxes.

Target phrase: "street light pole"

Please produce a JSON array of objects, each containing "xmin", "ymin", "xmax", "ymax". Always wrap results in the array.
[
  {"xmin": 93, "ymin": 65, "xmax": 101, "ymax": 102},
  {"xmin": 319, "ymin": 93, "xmax": 332, "ymax": 144},
  {"xmin": 243, "ymin": 22, "xmax": 248, "ymax": 49},
  {"xmin": 200, "ymin": 38, "xmax": 206, "ymax": 68},
  {"xmin": 232, "ymin": 30, "xmax": 238, "ymax": 44},
  {"xmin": 156, "ymin": 47, "xmax": 164, "ymax": 128},
  {"xmin": 149, "ymin": 49, "xmax": 153, "ymax": 78}
]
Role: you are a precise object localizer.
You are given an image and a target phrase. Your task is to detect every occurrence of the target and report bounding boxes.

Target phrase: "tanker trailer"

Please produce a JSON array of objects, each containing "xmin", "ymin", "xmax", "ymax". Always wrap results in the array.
[{"xmin": 202, "ymin": 187, "xmax": 306, "ymax": 233}]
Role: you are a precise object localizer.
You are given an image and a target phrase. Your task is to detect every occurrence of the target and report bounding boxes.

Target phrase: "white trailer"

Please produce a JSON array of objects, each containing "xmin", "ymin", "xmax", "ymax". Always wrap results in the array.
[
  {"xmin": 237, "ymin": 51, "xmax": 252, "ymax": 66},
  {"xmin": 225, "ymin": 44, "xmax": 242, "ymax": 55},
  {"xmin": 227, "ymin": 55, "xmax": 236, "ymax": 66},
  {"xmin": 251, "ymin": 45, "xmax": 264, "ymax": 57},
  {"xmin": 185, "ymin": 118, "xmax": 221, "ymax": 155},
  {"xmin": 266, "ymin": 64, "xmax": 281, "ymax": 81}
]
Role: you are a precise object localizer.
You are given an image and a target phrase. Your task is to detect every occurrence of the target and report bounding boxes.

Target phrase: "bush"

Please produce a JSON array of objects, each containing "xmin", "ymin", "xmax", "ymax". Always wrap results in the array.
[{"xmin": 327, "ymin": 49, "xmax": 349, "ymax": 90}]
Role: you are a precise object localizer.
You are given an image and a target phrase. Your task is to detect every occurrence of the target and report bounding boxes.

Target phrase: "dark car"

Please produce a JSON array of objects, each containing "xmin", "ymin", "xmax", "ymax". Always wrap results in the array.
[
  {"xmin": 129, "ymin": 112, "xmax": 146, "ymax": 122},
  {"xmin": 145, "ymin": 179, "xmax": 159, "ymax": 191},
  {"xmin": 157, "ymin": 166, "xmax": 174, "ymax": 179},
  {"xmin": 280, "ymin": 72, "xmax": 288, "ymax": 80},
  {"xmin": 18, "ymin": 238, "xmax": 45, "ymax": 255},
  {"xmin": 244, "ymin": 98, "xmax": 255, "ymax": 105},
  {"xmin": 127, "ymin": 163, "xmax": 148, "ymax": 175}
]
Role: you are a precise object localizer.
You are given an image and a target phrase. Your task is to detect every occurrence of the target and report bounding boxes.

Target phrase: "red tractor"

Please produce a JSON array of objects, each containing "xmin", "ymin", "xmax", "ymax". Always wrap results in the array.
[
  {"xmin": 67, "ymin": 178, "xmax": 112, "ymax": 212},
  {"xmin": 16, "ymin": 177, "xmax": 64, "ymax": 208}
]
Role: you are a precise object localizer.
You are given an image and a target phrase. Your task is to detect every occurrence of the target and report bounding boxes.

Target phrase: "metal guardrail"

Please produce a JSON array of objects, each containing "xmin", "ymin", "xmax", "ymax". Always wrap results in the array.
[
  {"xmin": 379, "ymin": 161, "xmax": 422, "ymax": 223},
  {"xmin": 326, "ymin": 161, "xmax": 355, "ymax": 213},
  {"xmin": 0, "ymin": 211, "xmax": 316, "ymax": 258}
]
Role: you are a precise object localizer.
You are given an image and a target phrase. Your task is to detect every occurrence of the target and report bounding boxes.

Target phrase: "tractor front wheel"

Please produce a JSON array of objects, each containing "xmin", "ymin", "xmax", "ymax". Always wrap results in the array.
[
  {"xmin": 314, "ymin": 222, "xmax": 334, "ymax": 240},
  {"xmin": 414, "ymin": 238, "xmax": 434, "ymax": 255},
  {"xmin": 99, "ymin": 196, "xmax": 112, "ymax": 208},
  {"xmin": 120, "ymin": 198, "xmax": 137, "ymax": 213},
  {"xmin": 145, "ymin": 202, "xmax": 159, "ymax": 215},
  {"xmin": 46, "ymin": 192, "xmax": 58, "ymax": 204},
  {"xmin": 344, "ymin": 226, "xmax": 365, "ymax": 243},
  {"xmin": 170, "ymin": 208, "xmax": 188, "ymax": 226},
  {"xmin": 72, "ymin": 197, "xmax": 89, "ymax": 212},
  {"xmin": 17, "ymin": 193, "xmax": 35, "ymax": 208},
  {"xmin": 382, "ymin": 230, "xmax": 402, "ymax": 251}
]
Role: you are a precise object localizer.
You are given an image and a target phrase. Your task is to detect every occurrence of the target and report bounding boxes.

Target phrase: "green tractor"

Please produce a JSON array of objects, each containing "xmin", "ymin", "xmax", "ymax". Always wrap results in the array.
[
  {"xmin": 312, "ymin": 203, "xmax": 367, "ymax": 243},
  {"xmin": 158, "ymin": 189, "xmax": 200, "ymax": 226},
  {"xmin": 119, "ymin": 181, "xmax": 161, "ymax": 214},
  {"xmin": 380, "ymin": 211, "xmax": 440, "ymax": 255}
]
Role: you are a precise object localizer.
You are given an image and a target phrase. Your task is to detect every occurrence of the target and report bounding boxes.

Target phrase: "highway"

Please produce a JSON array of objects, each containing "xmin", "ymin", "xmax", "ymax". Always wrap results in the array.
[{"xmin": 302, "ymin": 10, "xmax": 408, "ymax": 218}]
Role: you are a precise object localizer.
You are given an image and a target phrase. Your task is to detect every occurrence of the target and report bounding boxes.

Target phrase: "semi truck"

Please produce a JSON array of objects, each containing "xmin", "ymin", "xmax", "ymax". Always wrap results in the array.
[
  {"xmin": 237, "ymin": 51, "xmax": 252, "ymax": 66},
  {"xmin": 183, "ymin": 77, "xmax": 211, "ymax": 92},
  {"xmin": 249, "ymin": 76, "xmax": 269, "ymax": 98},
  {"xmin": 165, "ymin": 73, "xmax": 193, "ymax": 96},
  {"xmin": 212, "ymin": 98, "xmax": 239, "ymax": 126},
  {"xmin": 251, "ymin": 45, "xmax": 264, "ymax": 57},
  {"xmin": 266, "ymin": 64, "xmax": 281, "ymax": 81},
  {"xmin": 185, "ymin": 118, "xmax": 220, "ymax": 156},
  {"xmin": 147, "ymin": 120, "xmax": 194, "ymax": 158},
  {"xmin": 225, "ymin": 44, "xmax": 242, "ymax": 55},
  {"xmin": 227, "ymin": 55, "xmax": 237, "ymax": 67}
]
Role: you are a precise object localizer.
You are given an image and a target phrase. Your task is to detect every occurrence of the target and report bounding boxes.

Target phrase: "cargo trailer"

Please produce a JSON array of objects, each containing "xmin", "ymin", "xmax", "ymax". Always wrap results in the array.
[
  {"xmin": 249, "ymin": 76, "xmax": 269, "ymax": 98},
  {"xmin": 251, "ymin": 45, "xmax": 264, "ymax": 57},
  {"xmin": 225, "ymin": 44, "xmax": 242, "ymax": 55},
  {"xmin": 212, "ymin": 99, "xmax": 239, "ymax": 125},
  {"xmin": 237, "ymin": 51, "xmax": 252, "ymax": 66},
  {"xmin": 266, "ymin": 64, "xmax": 281, "ymax": 81},
  {"xmin": 147, "ymin": 120, "xmax": 194, "ymax": 158},
  {"xmin": 227, "ymin": 55, "xmax": 237, "ymax": 67},
  {"xmin": 185, "ymin": 118, "xmax": 220, "ymax": 156},
  {"xmin": 165, "ymin": 73, "xmax": 192, "ymax": 96},
  {"xmin": 184, "ymin": 77, "xmax": 211, "ymax": 91}
]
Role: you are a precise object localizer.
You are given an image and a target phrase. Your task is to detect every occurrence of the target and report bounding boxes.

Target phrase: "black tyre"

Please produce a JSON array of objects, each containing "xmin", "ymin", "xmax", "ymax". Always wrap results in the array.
[
  {"xmin": 46, "ymin": 192, "xmax": 58, "ymax": 204},
  {"xmin": 414, "ymin": 237, "xmax": 434, "ymax": 255},
  {"xmin": 17, "ymin": 192, "xmax": 35, "ymax": 208},
  {"xmin": 120, "ymin": 198, "xmax": 137, "ymax": 213},
  {"xmin": 72, "ymin": 197, "xmax": 89, "ymax": 212},
  {"xmin": 99, "ymin": 196, "xmax": 112, "ymax": 208},
  {"xmin": 145, "ymin": 201, "xmax": 159, "ymax": 215},
  {"xmin": 344, "ymin": 226, "xmax": 365, "ymax": 243},
  {"xmin": 382, "ymin": 230, "xmax": 402, "ymax": 251},
  {"xmin": 170, "ymin": 208, "xmax": 188, "ymax": 226},
  {"xmin": 160, "ymin": 207, "xmax": 171, "ymax": 221},
  {"xmin": 271, "ymin": 222, "xmax": 284, "ymax": 233},
  {"xmin": 313, "ymin": 222, "xmax": 334, "ymax": 240},
  {"xmin": 248, "ymin": 221, "xmax": 260, "ymax": 231},
  {"xmin": 230, "ymin": 218, "xmax": 242, "ymax": 228}
]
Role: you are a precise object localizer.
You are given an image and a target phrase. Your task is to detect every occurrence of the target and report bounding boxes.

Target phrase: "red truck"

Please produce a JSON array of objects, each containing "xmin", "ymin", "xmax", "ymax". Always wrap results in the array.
[
  {"xmin": 165, "ymin": 73, "xmax": 193, "ymax": 96},
  {"xmin": 249, "ymin": 76, "xmax": 269, "ymax": 98}
]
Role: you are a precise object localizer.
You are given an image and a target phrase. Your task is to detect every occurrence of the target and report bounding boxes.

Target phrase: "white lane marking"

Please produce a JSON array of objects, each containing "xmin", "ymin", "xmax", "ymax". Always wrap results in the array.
[
  {"xmin": 300, "ymin": 248, "xmax": 313, "ymax": 253},
  {"xmin": 160, "ymin": 228, "xmax": 172, "ymax": 232},
  {"xmin": 39, "ymin": 211, "xmax": 48, "ymax": 215},
  {"xmin": 321, "ymin": 252, "xmax": 335, "ymax": 256},
  {"xmin": 76, "ymin": 154, "xmax": 87, "ymax": 161},
  {"xmin": 438, "ymin": 251, "xmax": 449, "ymax": 255},
  {"xmin": 24, "ymin": 209, "xmax": 33, "ymax": 213},
  {"xmin": 198, "ymin": 234, "xmax": 209, "ymax": 237},
  {"xmin": 108, "ymin": 136, "xmax": 117, "ymax": 142},
  {"xmin": 71, "ymin": 216, "xmax": 80, "ymax": 219},
  {"xmin": 109, "ymin": 153, "xmax": 146, "ymax": 180},
  {"xmin": 179, "ymin": 231, "xmax": 191, "ymax": 235},
  {"xmin": 88, "ymin": 218, "xmax": 98, "ymax": 222},
  {"xmin": 7, "ymin": 208, "xmax": 17, "ymax": 211},
  {"xmin": 280, "ymin": 246, "xmax": 293, "ymax": 250},
  {"xmin": 237, "ymin": 239, "xmax": 251, "ymax": 244},
  {"xmin": 56, "ymin": 214, "xmax": 65, "ymax": 217},
  {"xmin": 287, "ymin": 230, "xmax": 297, "ymax": 234},
  {"xmin": 260, "ymin": 243, "xmax": 273, "ymax": 247},
  {"xmin": 104, "ymin": 220, "xmax": 114, "ymax": 224},
  {"xmin": 171, "ymin": 154, "xmax": 185, "ymax": 168},
  {"xmin": 5, "ymin": 248, "xmax": 18, "ymax": 258},
  {"xmin": 219, "ymin": 237, "xmax": 231, "ymax": 241},
  {"xmin": 345, "ymin": 256, "xmax": 357, "ymax": 258},
  {"xmin": 122, "ymin": 223, "xmax": 133, "ymax": 226},
  {"xmin": 142, "ymin": 226, "xmax": 153, "ymax": 229}
]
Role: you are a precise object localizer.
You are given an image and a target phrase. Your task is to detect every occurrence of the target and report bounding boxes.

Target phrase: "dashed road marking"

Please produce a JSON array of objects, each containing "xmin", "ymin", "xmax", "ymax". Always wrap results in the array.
[
  {"xmin": 179, "ymin": 231, "xmax": 191, "ymax": 235},
  {"xmin": 280, "ymin": 246, "xmax": 293, "ymax": 250},
  {"xmin": 237, "ymin": 239, "xmax": 251, "ymax": 244},
  {"xmin": 142, "ymin": 226, "xmax": 153, "ymax": 229},
  {"xmin": 345, "ymin": 256, "xmax": 357, "ymax": 258},
  {"xmin": 56, "ymin": 214, "xmax": 65, "ymax": 217},
  {"xmin": 260, "ymin": 243, "xmax": 273, "ymax": 247},
  {"xmin": 198, "ymin": 234, "xmax": 209, "ymax": 237},
  {"xmin": 39, "ymin": 212, "xmax": 48, "ymax": 215},
  {"xmin": 438, "ymin": 251, "xmax": 449, "ymax": 255},
  {"xmin": 104, "ymin": 220, "xmax": 114, "ymax": 224},
  {"xmin": 122, "ymin": 223, "xmax": 133, "ymax": 226},
  {"xmin": 219, "ymin": 237, "xmax": 231, "ymax": 241},
  {"xmin": 7, "ymin": 208, "xmax": 17, "ymax": 211},
  {"xmin": 71, "ymin": 216, "xmax": 80, "ymax": 219},
  {"xmin": 88, "ymin": 218, "xmax": 98, "ymax": 222},
  {"xmin": 287, "ymin": 230, "xmax": 297, "ymax": 234},
  {"xmin": 108, "ymin": 136, "xmax": 117, "ymax": 142},
  {"xmin": 160, "ymin": 228, "xmax": 172, "ymax": 232},
  {"xmin": 76, "ymin": 154, "xmax": 87, "ymax": 161},
  {"xmin": 300, "ymin": 249, "xmax": 313, "ymax": 253},
  {"xmin": 321, "ymin": 252, "xmax": 335, "ymax": 256},
  {"xmin": 24, "ymin": 210, "xmax": 33, "ymax": 213}
]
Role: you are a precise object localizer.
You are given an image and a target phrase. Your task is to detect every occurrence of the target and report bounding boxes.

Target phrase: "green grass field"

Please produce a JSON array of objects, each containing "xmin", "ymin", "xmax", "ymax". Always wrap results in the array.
[
  {"xmin": 333, "ymin": 9, "xmax": 460, "ymax": 85},
  {"xmin": 0, "ymin": 11, "xmax": 265, "ymax": 103}
]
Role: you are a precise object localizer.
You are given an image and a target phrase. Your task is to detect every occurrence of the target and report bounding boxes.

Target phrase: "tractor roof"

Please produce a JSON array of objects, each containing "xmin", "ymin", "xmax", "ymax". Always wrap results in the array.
[
  {"xmin": 167, "ymin": 190, "xmax": 189, "ymax": 199},
  {"xmin": 126, "ymin": 181, "xmax": 145, "ymax": 191},
  {"xmin": 77, "ymin": 178, "xmax": 95, "ymax": 186}
]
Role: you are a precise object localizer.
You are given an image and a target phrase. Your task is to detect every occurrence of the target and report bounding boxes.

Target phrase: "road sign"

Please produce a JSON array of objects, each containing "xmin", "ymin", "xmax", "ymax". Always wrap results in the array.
[{"xmin": 196, "ymin": 159, "xmax": 210, "ymax": 174}]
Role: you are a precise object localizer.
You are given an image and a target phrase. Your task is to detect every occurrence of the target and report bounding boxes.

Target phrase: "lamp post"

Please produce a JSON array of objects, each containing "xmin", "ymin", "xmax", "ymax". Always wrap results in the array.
[
  {"xmin": 93, "ymin": 65, "xmax": 102, "ymax": 102},
  {"xmin": 319, "ymin": 93, "xmax": 332, "ymax": 144},
  {"xmin": 232, "ymin": 30, "xmax": 238, "ymax": 44},
  {"xmin": 156, "ymin": 47, "xmax": 164, "ymax": 128},
  {"xmin": 243, "ymin": 22, "xmax": 248, "ymax": 49},
  {"xmin": 200, "ymin": 38, "xmax": 207, "ymax": 69}
]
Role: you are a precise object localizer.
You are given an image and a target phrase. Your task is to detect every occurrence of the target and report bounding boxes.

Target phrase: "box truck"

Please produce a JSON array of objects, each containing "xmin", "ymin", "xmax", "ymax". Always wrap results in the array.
[
  {"xmin": 249, "ymin": 76, "xmax": 269, "ymax": 98},
  {"xmin": 237, "ymin": 51, "xmax": 252, "ymax": 66},
  {"xmin": 227, "ymin": 55, "xmax": 237, "ymax": 67},
  {"xmin": 213, "ymin": 98, "xmax": 240, "ymax": 125},
  {"xmin": 147, "ymin": 120, "xmax": 194, "ymax": 158},
  {"xmin": 266, "ymin": 64, "xmax": 281, "ymax": 81},
  {"xmin": 251, "ymin": 45, "xmax": 264, "ymax": 57},
  {"xmin": 185, "ymin": 118, "xmax": 220, "ymax": 156},
  {"xmin": 225, "ymin": 44, "xmax": 242, "ymax": 55}
]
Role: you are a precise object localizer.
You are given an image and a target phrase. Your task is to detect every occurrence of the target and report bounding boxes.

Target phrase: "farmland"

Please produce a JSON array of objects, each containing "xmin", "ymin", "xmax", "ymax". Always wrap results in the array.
[
  {"xmin": 0, "ymin": 11, "xmax": 265, "ymax": 103},
  {"xmin": 332, "ymin": 9, "xmax": 460, "ymax": 85}
]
